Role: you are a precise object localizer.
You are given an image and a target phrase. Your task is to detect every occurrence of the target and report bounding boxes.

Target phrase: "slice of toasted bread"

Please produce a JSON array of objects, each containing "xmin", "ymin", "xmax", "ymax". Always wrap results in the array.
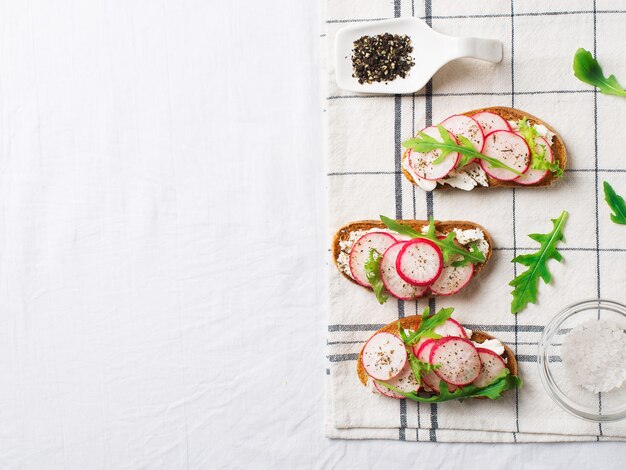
[
  {"xmin": 402, "ymin": 106, "xmax": 567, "ymax": 189},
  {"xmin": 332, "ymin": 219, "xmax": 492, "ymax": 292},
  {"xmin": 356, "ymin": 314, "xmax": 518, "ymax": 388}
]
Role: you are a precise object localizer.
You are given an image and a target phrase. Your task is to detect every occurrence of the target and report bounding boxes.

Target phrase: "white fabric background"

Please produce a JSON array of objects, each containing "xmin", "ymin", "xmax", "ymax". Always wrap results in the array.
[{"xmin": 0, "ymin": 0, "xmax": 623, "ymax": 468}]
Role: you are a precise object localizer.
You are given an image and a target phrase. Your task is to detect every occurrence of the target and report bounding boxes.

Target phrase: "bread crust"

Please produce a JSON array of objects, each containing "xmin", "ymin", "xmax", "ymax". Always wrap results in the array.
[
  {"xmin": 356, "ymin": 314, "xmax": 518, "ymax": 388},
  {"xmin": 402, "ymin": 106, "xmax": 567, "ymax": 189},
  {"xmin": 332, "ymin": 219, "xmax": 492, "ymax": 291}
]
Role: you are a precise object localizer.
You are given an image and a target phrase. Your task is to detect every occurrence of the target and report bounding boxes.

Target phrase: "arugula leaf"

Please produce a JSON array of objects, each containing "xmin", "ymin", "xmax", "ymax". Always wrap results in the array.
[
  {"xmin": 516, "ymin": 118, "xmax": 563, "ymax": 178},
  {"xmin": 573, "ymin": 48, "xmax": 626, "ymax": 97},
  {"xmin": 376, "ymin": 369, "xmax": 522, "ymax": 403},
  {"xmin": 407, "ymin": 353, "xmax": 440, "ymax": 384},
  {"xmin": 404, "ymin": 306, "xmax": 454, "ymax": 345},
  {"xmin": 380, "ymin": 215, "xmax": 486, "ymax": 267},
  {"xmin": 509, "ymin": 211, "xmax": 568, "ymax": 314},
  {"xmin": 379, "ymin": 216, "xmax": 422, "ymax": 238},
  {"xmin": 603, "ymin": 181, "xmax": 626, "ymax": 225},
  {"xmin": 402, "ymin": 125, "xmax": 523, "ymax": 176},
  {"xmin": 396, "ymin": 308, "xmax": 446, "ymax": 382},
  {"xmin": 364, "ymin": 248, "xmax": 388, "ymax": 304}
]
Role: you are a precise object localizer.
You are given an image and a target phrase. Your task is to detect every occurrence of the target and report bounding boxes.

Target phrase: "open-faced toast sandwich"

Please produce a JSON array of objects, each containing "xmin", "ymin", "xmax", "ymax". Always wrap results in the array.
[
  {"xmin": 402, "ymin": 106, "xmax": 567, "ymax": 191},
  {"xmin": 357, "ymin": 308, "xmax": 521, "ymax": 403},
  {"xmin": 332, "ymin": 216, "xmax": 492, "ymax": 303}
]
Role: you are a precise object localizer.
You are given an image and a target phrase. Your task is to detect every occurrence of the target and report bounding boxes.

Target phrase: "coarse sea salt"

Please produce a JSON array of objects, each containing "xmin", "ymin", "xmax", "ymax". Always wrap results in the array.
[{"xmin": 561, "ymin": 319, "xmax": 626, "ymax": 393}]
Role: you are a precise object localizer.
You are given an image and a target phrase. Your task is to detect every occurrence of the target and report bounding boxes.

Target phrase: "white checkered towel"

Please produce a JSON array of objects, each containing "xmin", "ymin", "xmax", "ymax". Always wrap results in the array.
[{"xmin": 323, "ymin": 0, "xmax": 626, "ymax": 442}]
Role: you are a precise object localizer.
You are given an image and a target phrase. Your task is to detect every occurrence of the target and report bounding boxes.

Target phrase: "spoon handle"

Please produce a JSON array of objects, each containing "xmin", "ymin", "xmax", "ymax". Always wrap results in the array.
[{"xmin": 454, "ymin": 37, "xmax": 503, "ymax": 63}]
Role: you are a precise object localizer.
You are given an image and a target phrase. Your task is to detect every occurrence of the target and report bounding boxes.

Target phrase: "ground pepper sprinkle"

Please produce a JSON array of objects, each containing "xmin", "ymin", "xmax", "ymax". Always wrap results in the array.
[{"xmin": 351, "ymin": 33, "xmax": 415, "ymax": 84}]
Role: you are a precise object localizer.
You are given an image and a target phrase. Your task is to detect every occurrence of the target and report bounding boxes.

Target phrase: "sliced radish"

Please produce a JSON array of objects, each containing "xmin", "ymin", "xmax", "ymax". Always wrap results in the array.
[
  {"xmin": 415, "ymin": 338, "xmax": 435, "ymax": 358},
  {"xmin": 396, "ymin": 238, "xmax": 443, "ymax": 286},
  {"xmin": 442, "ymin": 114, "xmax": 485, "ymax": 153},
  {"xmin": 411, "ymin": 337, "xmax": 431, "ymax": 357},
  {"xmin": 349, "ymin": 232, "xmax": 397, "ymax": 287},
  {"xmin": 473, "ymin": 348, "xmax": 508, "ymax": 388},
  {"xmin": 481, "ymin": 130, "xmax": 531, "ymax": 181},
  {"xmin": 513, "ymin": 136, "xmax": 553, "ymax": 186},
  {"xmin": 433, "ymin": 318, "xmax": 468, "ymax": 338},
  {"xmin": 430, "ymin": 263, "xmax": 474, "ymax": 296},
  {"xmin": 404, "ymin": 151, "xmax": 439, "ymax": 191},
  {"xmin": 430, "ymin": 337, "xmax": 481, "ymax": 386},
  {"xmin": 374, "ymin": 380, "xmax": 404, "ymax": 398},
  {"xmin": 374, "ymin": 363, "xmax": 420, "ymax": 398},
  {"xmin": 415, "ymin": 338, "xmax": 456, "ymax": 393},
  {"xmin": 361, "ymin": 332, "xmax": 407, "ymax": 381},
  {"xmin": 471, "ymin": 111, "xmax": 512, "ymax": 134},
  {"xmin": 380, "ymin": 242, "xmax": 429, "ymax": 300},
  {"xmin": 405, "ymin": 126, "xmax": 459, "ymax": 180}
]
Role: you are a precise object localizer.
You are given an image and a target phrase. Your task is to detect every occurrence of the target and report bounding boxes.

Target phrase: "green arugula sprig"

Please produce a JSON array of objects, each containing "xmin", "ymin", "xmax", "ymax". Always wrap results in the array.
[
  {"xmin": 406, "ymin": 354, "xmax": 440, "ymax": 384},
  {"xmin": 603, "ymin": 181, "xmax": 626, "ymax": 225},
  {"xmin": 516, "ymin": 118, "xmax": 563, "ymax": 177},
  {"xmin": 397, "ymin": 307, "xmax": 449, "ymax": 382},
  {"xmin": 380, "ymin": 215, "xmax": 485, "ymax": 267},
  {"xmin": 376, "ymin": 370, "xmax": 522, "ymax": 403},
  {"xmin": 573, "ymin": 48, "xmax": 626, "ymax": 97},
  {"xmin": 399, "ymin": 306, "xmax": 453, "ymax": 345},
  {"xmin": 402, "ymin": 125, "xmax": 523, "ymax": 176},
  {"xmin": 509, "ymin": 211, "xmax": 568, "ymax": 314},
  {"xmin": 364, "ymin": 248, "xmax": 389, "ymax": 304}
]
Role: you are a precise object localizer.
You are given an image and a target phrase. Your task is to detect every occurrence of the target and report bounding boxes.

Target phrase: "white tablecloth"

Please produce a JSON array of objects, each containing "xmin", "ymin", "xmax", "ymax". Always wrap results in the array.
[
  {"xmin": 0, "ymin": 0, "xmax": 623, "ymax": 468},
  {"xmin": 323, "ymin": 0, "xmax": 626, "ymax": 443}
]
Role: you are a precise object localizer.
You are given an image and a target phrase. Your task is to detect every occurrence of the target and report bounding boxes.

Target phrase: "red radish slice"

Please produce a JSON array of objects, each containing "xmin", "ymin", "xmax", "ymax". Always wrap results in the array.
[
  {"xmin": 481, "ymin": 130, "xmax": 531, "ymax": 181},
  {"xmin": 396, "ymin": 238, "xmax": 443, "ymax": 286},
  {"xmin": 349, "ymin": 232, "xmax": 397, "ymax": 287},
  {"xmin": 380, "ymin": 242, "xmax": 429, "ymax": 300},
  {"xmin": 361, "ymin": 332, "xmax": 407, "ymax": 381},
  {"xmin": 442, "ymin": 114, "xmax": 485, "ymax": 153},
  {"xmin": 471, "ymin": 111, "xmax": 512, "ymax": 134},
  {"xmin": 415, "ymin": 338, "xmax": 435, "ymax": 358},
  {"xmin": 374, "ymin": 380, "xmax": 404, "ymax": 398},
  {"xmin": 430, "ymin": 263, "xmax": 474, "ymax": 296},
  {"xmin": 374, "ymin": 363, "xmax": 420, "ymax": 398},
  {"xmin": 514, "ymin": 136, "xmax": 553, "ymax": 186},
  {"xmin": 430, "ymin": 337, "xmax": 482, "ymax": 386},
  {"xmin": 411, "ymin": 337, "xmax": 431, "ymax": 357},
  {"xmin": 433, "ymin": 318, "xmax": 468, "ymax": 338},
  {"xmin": 404, "ymin": 153, "xmax": 438, "ymax": 191},
  {"xmin": 405, "ymin": 126, "xmax": 459, "ymax": 180},
  {"xmin": 473, "ymin": 348, "xmax": 508, "ymax": 388},
  {"xmin": 416, "ymin": 339, "xmax": 456, "ymax": 393}
]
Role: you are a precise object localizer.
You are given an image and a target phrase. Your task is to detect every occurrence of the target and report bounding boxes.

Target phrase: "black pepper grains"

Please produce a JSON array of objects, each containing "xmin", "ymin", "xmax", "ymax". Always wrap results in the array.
[{"xmin": 351, "ymin": 33, "xmax": 415, "ymax": 84}]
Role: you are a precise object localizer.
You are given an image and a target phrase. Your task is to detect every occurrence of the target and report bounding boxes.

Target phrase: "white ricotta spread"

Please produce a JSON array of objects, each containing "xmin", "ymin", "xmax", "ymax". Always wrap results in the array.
[
  {"xmin": 440, "ymin": 162, "xmax": 489, "ymax": 191},
  {"xmin": 402, "ymin": 157, "xmax": 488, "ymax": 192},
  {"xmin": 452, "ymin": 227, "xmax": 490, "ymax": 257},
  {"xmin": 336, "ymin": 229, "xmax": 366, "ymax": 277},
  {"xmin": 402, "ymin": 162, "xmax": 437, "ymax": 191},
  {"xmin": 472, "ymin": 338, "xmax": 505, "ymax": 356}
]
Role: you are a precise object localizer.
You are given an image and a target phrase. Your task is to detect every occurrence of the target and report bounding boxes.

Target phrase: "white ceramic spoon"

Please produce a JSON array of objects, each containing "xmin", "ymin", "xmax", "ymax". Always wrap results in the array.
[{"xmin": 335, "ymin": 17, "xmax": 502, "ymax": 94}]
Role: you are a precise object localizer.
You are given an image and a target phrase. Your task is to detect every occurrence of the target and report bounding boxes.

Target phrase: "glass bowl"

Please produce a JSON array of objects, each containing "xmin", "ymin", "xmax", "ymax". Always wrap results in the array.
[{"xmin": 537, "ymin": 299, "xmax": 626, "ymax": 422}]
